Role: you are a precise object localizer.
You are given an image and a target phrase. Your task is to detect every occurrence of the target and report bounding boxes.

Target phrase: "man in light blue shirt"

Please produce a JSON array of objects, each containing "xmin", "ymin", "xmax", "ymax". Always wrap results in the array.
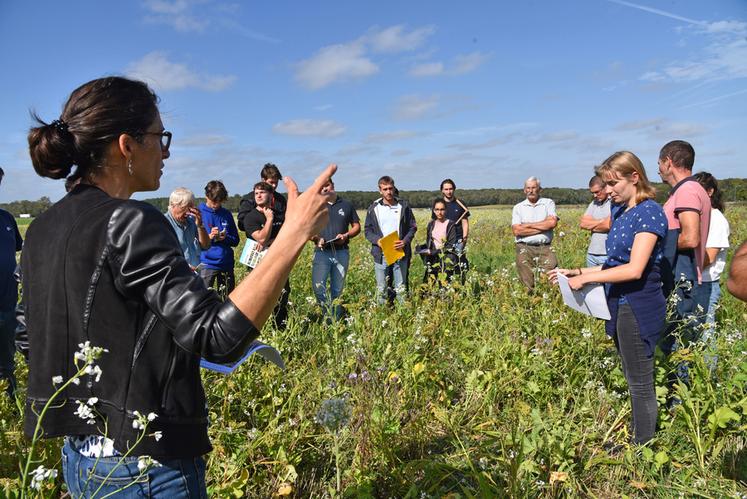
[
  {"xmin": 511, "ymin": 176, "xmax": 558, "ymax": 290},
  {"xmin": 580, "ymin": 175, "xmax": 611, "ymax": 267},
  {"xmin": 164, "ymin": 187, "xmax": 210, "ymax": 270}
]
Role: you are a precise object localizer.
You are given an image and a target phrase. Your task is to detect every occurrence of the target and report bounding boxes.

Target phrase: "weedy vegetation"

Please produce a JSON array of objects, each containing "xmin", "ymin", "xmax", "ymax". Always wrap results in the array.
[{"xmin": 2, "ymin": 205, "xmax": 746, "ymax": 497}]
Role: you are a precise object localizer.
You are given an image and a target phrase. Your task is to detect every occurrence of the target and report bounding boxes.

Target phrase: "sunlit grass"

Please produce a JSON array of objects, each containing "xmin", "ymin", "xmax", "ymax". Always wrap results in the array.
[{"xmin": 4, "ymin": 205, "xmax": 747, "ymax": 497}]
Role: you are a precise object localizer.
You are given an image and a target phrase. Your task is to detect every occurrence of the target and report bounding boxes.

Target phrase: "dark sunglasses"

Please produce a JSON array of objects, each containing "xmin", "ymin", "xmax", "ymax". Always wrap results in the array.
[{"xmin": 139, "ymin": 130, "xmax": 172, "ymax": 150}]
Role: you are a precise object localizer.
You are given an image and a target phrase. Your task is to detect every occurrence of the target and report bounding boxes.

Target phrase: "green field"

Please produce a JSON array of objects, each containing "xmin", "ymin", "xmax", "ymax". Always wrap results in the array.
[{"xmin": 4, "ymin": 205, "xmax": 747, "ymax": 497}]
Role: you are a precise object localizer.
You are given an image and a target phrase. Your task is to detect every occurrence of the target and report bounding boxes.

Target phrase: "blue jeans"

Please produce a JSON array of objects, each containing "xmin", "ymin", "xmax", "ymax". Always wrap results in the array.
[
  {"xmin": 311, "ymin": 248, "xmax": 349, "ymax": 318},
  {"xmin": 662, "ymin": 279, "xmax": 711, "ymax": 389},
  {"xmin": 0, "ymin": 308, "xmax": 17, "ymax": 396},
  {"xmin": 693, "ymin": 279, "xmax": 722, "ymax": 369},
  {"xmin": 374, "ymin": 258, "xmax": 409, "ymax": 304},
  {"xmin": 586, "ymin": 253, "xmax": 607, "ymax": 267},
  {"xmin": 62, "ymin": 439, "xmax": 207, "ymax": 498}
]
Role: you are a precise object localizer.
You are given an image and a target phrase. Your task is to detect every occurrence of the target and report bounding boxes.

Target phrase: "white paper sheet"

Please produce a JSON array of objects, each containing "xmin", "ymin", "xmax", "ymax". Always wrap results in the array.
[{"xmin": 557, "ymin": 273, "xmax": 611, "ymax": 320}]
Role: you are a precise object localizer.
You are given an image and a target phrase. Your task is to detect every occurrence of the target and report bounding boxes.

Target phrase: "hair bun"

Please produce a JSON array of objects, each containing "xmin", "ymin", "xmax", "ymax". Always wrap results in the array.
[{"xmin": 27, "ymin": 117, "xmax": 77, "ymax": 179}]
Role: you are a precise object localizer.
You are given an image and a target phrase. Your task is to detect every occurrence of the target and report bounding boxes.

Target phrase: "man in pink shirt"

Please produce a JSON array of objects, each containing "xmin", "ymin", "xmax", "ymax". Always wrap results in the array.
[{"xmin": 657, "ymin": 140, "xmax": 711, "ymax": 387}]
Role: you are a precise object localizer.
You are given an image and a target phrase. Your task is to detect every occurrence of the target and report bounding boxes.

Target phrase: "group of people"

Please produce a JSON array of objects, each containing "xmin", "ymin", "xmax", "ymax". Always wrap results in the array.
[
  {"xmin": 2, "ymin": 75, "xmax": 747, "ymax": 495},
  {"xmin": 163, "ymin": 169, "xmax": 474, "ymax": 325},
  {"xmin": 510, "ymin": 140, "xmax": 741, "ymax": 448}
]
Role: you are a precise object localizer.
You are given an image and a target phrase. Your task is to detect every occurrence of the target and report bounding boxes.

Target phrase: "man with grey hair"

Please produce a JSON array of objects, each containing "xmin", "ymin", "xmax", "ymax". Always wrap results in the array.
[
  {"xmin": 165, "ymin": 187, "xmax": 210, "ymax": 270},
  {"xmin": 511, "ymin": 176, "xmax": 558, "ymax": 290},
  {"xmin": 580, "ymin": 175, "xmax": 611, "ymax": 267}
]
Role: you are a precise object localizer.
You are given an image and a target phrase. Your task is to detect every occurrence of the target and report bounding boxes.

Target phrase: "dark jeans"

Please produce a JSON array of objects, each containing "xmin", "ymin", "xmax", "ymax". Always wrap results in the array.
[
  {"xmin": 0, "ymin": 308, "xmax": 17, "ymax": 396},
  {"xmin": 614, "ymin": 303, "xmax": 657, "ymax": 445},
  {"xmin": 199, "ymin": 268, "xmax": 236, "ymax": 299},
  {"xmin": 62, "ymin": 439, "xmax": 207, "ymax": 498}
]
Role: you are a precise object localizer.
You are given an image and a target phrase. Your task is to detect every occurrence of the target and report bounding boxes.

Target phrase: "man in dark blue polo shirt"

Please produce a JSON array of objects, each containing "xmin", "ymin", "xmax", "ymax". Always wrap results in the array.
[
  {"xmin": 0, "ymin": 167, "xmax": 23, "ymax": 396},
  {"xmin": 311, "ymin": 180, "xmax": 360, "ymax": 319}
]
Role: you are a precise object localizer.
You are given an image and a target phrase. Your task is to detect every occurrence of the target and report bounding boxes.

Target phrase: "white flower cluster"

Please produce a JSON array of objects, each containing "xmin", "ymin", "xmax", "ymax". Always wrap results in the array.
[
  {"xmin": 137, "ymin": 455, "xmax": 161, "ymax": 472},
  {"xmin": 74, "ymin": 397, "xmax": 99, "ymax": 425},
  {"xmin": 29, "ymin": 465, "xmax": 58, "ymax": 491},
  {"xmin": 74, "ymin": 341, "xmax": 109, "ymax": 365},
  {"xmin": 132, "ymin": 410, "xmax": 158, "ymax": 431}
]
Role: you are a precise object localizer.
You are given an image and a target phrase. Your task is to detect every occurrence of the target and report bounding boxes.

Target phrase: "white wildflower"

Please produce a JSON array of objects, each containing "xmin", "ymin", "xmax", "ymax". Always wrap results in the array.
[
  {"xmin": 29, "ymin": 465, "xmax": 58, "ymax": 491},
  {"xmin": 75, "ymin": 401, "xmax": 95, "ymax": 423},
  {"xmin": 86, "ymin": 397, "xmax": 98, "ymax": 406},
  {"xmin": 52, "ymin": 375, "xmax": 63, "ymax": 385},
  {"xmin": 70, "ymin": 377, "xmax": 80, "ymax": 385},
  {"xmin": 152, "ymin": 431, "xmax": 163, "ymax": 442}
]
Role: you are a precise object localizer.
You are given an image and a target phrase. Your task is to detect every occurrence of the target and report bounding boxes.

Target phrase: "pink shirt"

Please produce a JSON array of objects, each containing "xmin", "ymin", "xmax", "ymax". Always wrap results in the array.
[
  {"xmin": 431, "ymin": 220, "xmax": 449, "ymax": 249},
  {"xmin": 663, "ymin": 178, "xmax": 711, "ymax": 282}
]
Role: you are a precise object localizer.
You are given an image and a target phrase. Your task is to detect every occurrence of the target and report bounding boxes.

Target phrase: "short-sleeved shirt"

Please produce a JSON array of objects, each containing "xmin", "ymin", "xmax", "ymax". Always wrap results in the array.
[
  {"xmin": 662, "ymin": 177, "xmax": 711, "ymax": 282},
  {"xmin": 0, "ymin": 209, "xmax": 23, "ymax": 310},
  {"xmin": 375, "ymin": 202, "xmax": 402, "ymax": 237},
  {"xmin": 605, "ymin": 199, "xmax": 667, "ymax": 269},
  {"xmin": 702, "ymin": 208, "xmax": 730, "ymax": 282},
  {"xmin": 511, "ymin": 197, "xmax": 557, "ymax": 244},
  {"xmin": 164, "ymin": 210, "xmax": 201, "ymax": 268},
  {"xmin": 584, "ymin": 197, "xmax": 611, "ymax": 255},
  {"xmin": 604, "ymin": 199, "xmax": 668, "ymax": 356},
  {"xmin": 432, "ymin": 198, "xmax": 470, "ymax": 241},
  {"xmin": 243, "ymin": 208, "xmax": 282, "ymax": 246},
  {"xmin": 318, "ymin": 197, "xmax": 360, "ymax": 250}
]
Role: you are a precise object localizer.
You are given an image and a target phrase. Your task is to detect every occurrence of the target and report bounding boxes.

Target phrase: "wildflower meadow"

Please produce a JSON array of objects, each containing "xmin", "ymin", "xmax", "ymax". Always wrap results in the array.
[{"xmin": 2, "ymin": 205, "xmax": 747, "ymax": 497}]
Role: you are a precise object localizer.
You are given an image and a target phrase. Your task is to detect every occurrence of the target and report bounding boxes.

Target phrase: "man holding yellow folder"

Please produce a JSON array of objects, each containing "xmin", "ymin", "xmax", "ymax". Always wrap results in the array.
[{"xmin": 364, "ymin": 176, "xmax": 417, "ymax": 304}]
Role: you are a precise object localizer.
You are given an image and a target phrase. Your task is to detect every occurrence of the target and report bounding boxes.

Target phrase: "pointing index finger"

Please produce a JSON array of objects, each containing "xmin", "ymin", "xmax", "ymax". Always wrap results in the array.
[{"xmin": 309, "ymin": 163, "xmax": 337, "ymax": 194}]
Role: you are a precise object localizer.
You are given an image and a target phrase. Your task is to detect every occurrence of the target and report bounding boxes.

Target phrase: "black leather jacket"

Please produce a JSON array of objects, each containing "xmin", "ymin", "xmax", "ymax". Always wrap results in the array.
[{"xmin": 21, "ymin": 185, "xmax": 258, "ymax": 459}]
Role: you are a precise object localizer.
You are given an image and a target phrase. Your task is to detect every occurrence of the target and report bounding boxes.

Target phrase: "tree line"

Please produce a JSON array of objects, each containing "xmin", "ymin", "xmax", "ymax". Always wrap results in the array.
[{"xmin": 4, "ymin": 178, "xmax": 747, "ymax": 217}]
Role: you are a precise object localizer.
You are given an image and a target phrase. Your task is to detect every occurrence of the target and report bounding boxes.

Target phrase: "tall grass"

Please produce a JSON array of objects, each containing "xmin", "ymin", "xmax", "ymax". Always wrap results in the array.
[{"xmin": 3, "ymin": 205, "xmax": 747, "ymax": 497}]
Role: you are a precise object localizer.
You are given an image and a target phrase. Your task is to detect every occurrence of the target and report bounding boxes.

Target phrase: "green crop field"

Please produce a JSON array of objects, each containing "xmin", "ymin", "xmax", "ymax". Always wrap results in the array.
[{"xmin": 3, "ymin": 205, "xmax": 747, "ymax": 497}]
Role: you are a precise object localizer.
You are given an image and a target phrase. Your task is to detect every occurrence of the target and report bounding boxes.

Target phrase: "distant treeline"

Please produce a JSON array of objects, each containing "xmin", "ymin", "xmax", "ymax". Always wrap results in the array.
[{"xmin": 5, "ymin": 178, "xmax": 747, "ymax": 217}]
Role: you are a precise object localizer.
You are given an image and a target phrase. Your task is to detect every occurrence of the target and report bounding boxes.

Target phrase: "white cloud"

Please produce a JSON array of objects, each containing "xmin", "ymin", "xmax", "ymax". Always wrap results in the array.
[
  {"xmin": 126, "ymin": 52, "xmax": 237, "ymax": 92},
  {"xmin": 272, "ymin": 119, "xmax": 346, "ymax": 138},
  {"xmin": 179, "ymin": 133, "xmax": 232, "ymax": 147},
  {"xmin": 295, "ymin": 42, "xmax": 378, "ymax": 90},
  {"xmin": 704, "ymin": 20, "xmax": 747, "ymax": 35},
  {"xmin": 409, "ymin": 52, "xmax": 489, "ymax": 77},
  {"xmin": 142, "ymin": 0, "xmax": 209, "ymax": 32},
  {"xmin": 614, "ymin": 118, "xmax": 665, "ymax": 131},
  {"xmin": 392, "ymin": 95, "xmax": 439, "ymax": 121},
  {"xmin": 295, "ymin": 24, "xmax": 435, "ymax": 89},
  {"xmin": 365, "ymin": 25, "xmax": 436, "ymax": 53},
  {"xmin": 635, "ymin": 13, "xmax": 747, "ymax": 84},
  {"xmin": 409, "ymin": 62, "xmax": 444, "ymax": 77},
  {"xmin": 612, "ymin": 118, "xmax": 707, "ymax": 138},
  {"xmin": 142, "ymin": 1, "xmax": 279, "ymax": 42},
  {"xmin": 452, "ymin": 52, "xmax": 489, "ymax": 74},
  {"xmin": 447, "ymin": 134, "xmax": 520, "ymax": 151},
  {"xmin": 363, "ymin": 130, "xmax": 422, "ymax": 143},
  {"xmin": 527, "ymin": 131, "xmax": 579, "ymax": 143}
]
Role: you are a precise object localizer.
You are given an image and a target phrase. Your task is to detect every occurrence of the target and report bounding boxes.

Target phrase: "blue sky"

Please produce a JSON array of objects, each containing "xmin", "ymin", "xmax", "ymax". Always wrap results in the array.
[{"xmin": 1, "ymin": 0, "xmax": 745, "ymax": 203}]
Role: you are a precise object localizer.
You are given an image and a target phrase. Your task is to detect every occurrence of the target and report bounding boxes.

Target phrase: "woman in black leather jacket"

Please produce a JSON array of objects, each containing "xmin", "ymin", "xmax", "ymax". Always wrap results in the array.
[{"xmin": 23, "ymin": 76, "xmax": 335, "ymax": 497}]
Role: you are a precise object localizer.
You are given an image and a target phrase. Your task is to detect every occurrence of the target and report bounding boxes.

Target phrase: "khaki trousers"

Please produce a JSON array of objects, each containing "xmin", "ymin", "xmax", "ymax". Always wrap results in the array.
[{"xmin": 515, "ymin": 243, "xmax": 558, "ymax": 290}]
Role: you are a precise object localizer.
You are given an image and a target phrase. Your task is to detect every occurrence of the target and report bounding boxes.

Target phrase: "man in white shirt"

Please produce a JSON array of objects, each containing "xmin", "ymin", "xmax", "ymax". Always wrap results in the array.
[
  {"xmin": 511, "ymin": 176, "xmax": 559, "ymax": 290},
  {"xmin": 364, "ymin": 176, "xmax": 417, "ymax": 304}
]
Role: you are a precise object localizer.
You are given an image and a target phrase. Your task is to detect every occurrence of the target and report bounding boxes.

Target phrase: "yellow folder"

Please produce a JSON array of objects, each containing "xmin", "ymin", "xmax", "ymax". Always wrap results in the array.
[{"xmin": 380, "ymin": 231, "xmax": 405, "ymax": 265}]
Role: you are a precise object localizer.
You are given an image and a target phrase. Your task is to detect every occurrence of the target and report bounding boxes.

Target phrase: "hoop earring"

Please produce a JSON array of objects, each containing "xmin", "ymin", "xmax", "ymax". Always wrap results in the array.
[{"xmin": 127, "ymin": 159, "xmax": 134, "ymax": 176}]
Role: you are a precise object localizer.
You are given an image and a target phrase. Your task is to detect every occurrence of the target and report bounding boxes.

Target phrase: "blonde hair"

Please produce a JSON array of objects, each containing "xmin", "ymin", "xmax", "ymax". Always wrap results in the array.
[{"xmin": 595, "ymin": 151, "xmax": 657, "ymax": 205}]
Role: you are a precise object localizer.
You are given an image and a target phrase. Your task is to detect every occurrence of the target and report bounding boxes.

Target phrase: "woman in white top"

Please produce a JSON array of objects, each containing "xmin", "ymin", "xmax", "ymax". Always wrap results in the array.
[{"xmin": 693, "ymin": 172, "xmax": 730, "ymax": 363}]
